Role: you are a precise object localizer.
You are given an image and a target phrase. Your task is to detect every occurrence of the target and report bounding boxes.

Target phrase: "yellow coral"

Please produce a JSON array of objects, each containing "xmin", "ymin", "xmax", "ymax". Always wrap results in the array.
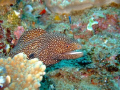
[
  {"xmin": 54, "ymin": 15, "xmax": 61, "ymax": 21},
  {"xmin": 7, "ymin": 10, "xmax": 21, "ymax": 26},
  {"xmin": 0, "ymin": 53, "xmax": 46, "ymax": 90}
]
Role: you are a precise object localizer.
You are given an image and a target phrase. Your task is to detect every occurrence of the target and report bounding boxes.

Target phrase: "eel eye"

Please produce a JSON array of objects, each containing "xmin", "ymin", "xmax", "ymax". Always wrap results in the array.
[
  {"xmin": 66, "ymin": 45, "xmax": 69, "ymax": 47},
  {"xmin": 29, "ymin": 53, "xmax": 35, "ymax": 59}
]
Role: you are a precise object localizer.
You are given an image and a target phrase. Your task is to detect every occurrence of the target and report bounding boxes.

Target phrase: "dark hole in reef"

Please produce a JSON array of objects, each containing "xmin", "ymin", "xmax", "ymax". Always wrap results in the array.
[
  {"xmin": 78, "ymin": 60, "xmax": 92, "ymax": 66},
  {"xmin": 115, "ymin": 54, "xmax": 120, "ymax": 63},
  {"xmin": 106, "ymin": 65, "xmax": 119, "ymax": 72}
]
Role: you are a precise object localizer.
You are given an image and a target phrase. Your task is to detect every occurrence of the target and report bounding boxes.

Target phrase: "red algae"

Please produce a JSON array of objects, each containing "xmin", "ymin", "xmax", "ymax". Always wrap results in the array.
[{"xmin": 0, "ymin": 24, "xmax": 14, "ymax": 54}]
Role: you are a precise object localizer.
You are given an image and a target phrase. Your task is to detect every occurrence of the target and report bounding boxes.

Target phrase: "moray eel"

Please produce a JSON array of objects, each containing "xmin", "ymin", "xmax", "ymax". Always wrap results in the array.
[{"xmin": 9, "ymin": 29, "xmax": 83, "ymax": 66}]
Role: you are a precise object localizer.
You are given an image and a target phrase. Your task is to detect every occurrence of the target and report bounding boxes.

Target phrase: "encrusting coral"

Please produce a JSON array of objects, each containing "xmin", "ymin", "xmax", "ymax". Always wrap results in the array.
[{"xmin": 0, "ymin": 53, "xmax": 46, "ymax": 90}]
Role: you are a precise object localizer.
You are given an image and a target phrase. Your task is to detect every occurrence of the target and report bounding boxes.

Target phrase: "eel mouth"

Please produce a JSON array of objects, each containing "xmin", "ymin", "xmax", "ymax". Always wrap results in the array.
[
  {"xmin": 59, "ymin": 49, "xmax": 83, "ymax": 59},
  {"xmin": 64, "ymin": 49, "xmax": 83, "ymax": 55},
  {"xmin": 55, "ymin": 49, "xmax": 83, "ymax": 60}
]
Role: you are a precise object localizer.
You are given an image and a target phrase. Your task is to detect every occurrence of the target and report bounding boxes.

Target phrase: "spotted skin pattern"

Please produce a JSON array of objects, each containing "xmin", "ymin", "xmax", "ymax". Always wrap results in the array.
[{"xmin": 9, "ymin": 29, "xmax": 83, "ymax": 65}]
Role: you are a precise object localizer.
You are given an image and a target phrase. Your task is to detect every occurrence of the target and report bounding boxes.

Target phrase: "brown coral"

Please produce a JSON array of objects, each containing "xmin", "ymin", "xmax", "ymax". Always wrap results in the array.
[
  {"xmin": 0, "ymin": 53, "xmax": 46, "ymax": 90},
  {"xmin": 0, "ymin": 0, "xmax": 16, "ymax": 6}
]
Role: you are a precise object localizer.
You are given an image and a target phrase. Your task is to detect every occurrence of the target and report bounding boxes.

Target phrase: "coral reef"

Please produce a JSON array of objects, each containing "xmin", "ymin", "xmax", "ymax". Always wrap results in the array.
[
  {"xmin": 45, "ymin": 66, "xmax": 120, "ymax": 90},
  {"xmin": 0, "ymin": 0, "xmax": 120, "ymax": 90},
  {"xmin": 84, "ymin": 32, "xmax": 120, "ymax": 62},
  {"xmin": 7, "ymin": 10, "xmax": 21, "ymax": 28},
  {"xmin": 0, "ymin": 8, "xmax": 21, "ymax": 30},
  {"xmin": 0, "ymin": 0, "xmax": 16, "ymax": 6},
  {"xmin": 0, "ymin": 53, "xmax": 46, "ymax": 90},
  {"xmin": 0, "ymin": 23, "xmax": 14, "ymax": 55},
  {"xmin": 39, "ymin": 2, "xmax": 120, "ymax": 90},
  {"xmin": 69, "ymin": 5, "xmax": 120, "ymax": 40},
  {"xmin": 45, "ymin": 0, "xmax": 120, "ymax": 14}
]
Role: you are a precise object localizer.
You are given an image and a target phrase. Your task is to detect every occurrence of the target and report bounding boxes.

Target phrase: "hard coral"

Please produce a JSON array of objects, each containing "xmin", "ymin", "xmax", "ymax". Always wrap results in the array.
[
  {"xmin": 45, "ymin": 0, "xmax": 120, "ymax": 14},
  {"xmin": 0, "ymin": 0, "xmax": 16, "ymax": 6},
  {"xmin": 0, "ymin": 53, "xmax": 46, "ymax": 90}
]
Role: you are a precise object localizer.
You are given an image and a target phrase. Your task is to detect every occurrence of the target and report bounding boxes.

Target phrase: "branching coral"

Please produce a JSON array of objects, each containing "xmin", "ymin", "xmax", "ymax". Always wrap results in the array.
[{"xmin": 0, "ymin": 53, "xmax": 46, "ymax": 90}]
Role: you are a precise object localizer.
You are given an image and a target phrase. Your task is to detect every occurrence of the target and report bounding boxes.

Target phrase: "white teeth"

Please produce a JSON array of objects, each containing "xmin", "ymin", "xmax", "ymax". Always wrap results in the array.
[{"xmin": 66, "ymin": 51, "xmax": 82, "ymax": 55}]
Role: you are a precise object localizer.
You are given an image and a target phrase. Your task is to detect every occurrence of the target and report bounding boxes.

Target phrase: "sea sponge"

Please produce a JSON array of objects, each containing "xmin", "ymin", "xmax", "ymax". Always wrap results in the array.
[{"xmin": 0, "ymin": 53, "xmax": 46, "ymax": 90}]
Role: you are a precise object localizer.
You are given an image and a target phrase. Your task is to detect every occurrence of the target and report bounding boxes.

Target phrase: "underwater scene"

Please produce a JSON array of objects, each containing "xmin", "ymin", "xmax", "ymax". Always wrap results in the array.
[{"xmin": 0, "ymin": 0, "xmax": 120, "ymax": 90}]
